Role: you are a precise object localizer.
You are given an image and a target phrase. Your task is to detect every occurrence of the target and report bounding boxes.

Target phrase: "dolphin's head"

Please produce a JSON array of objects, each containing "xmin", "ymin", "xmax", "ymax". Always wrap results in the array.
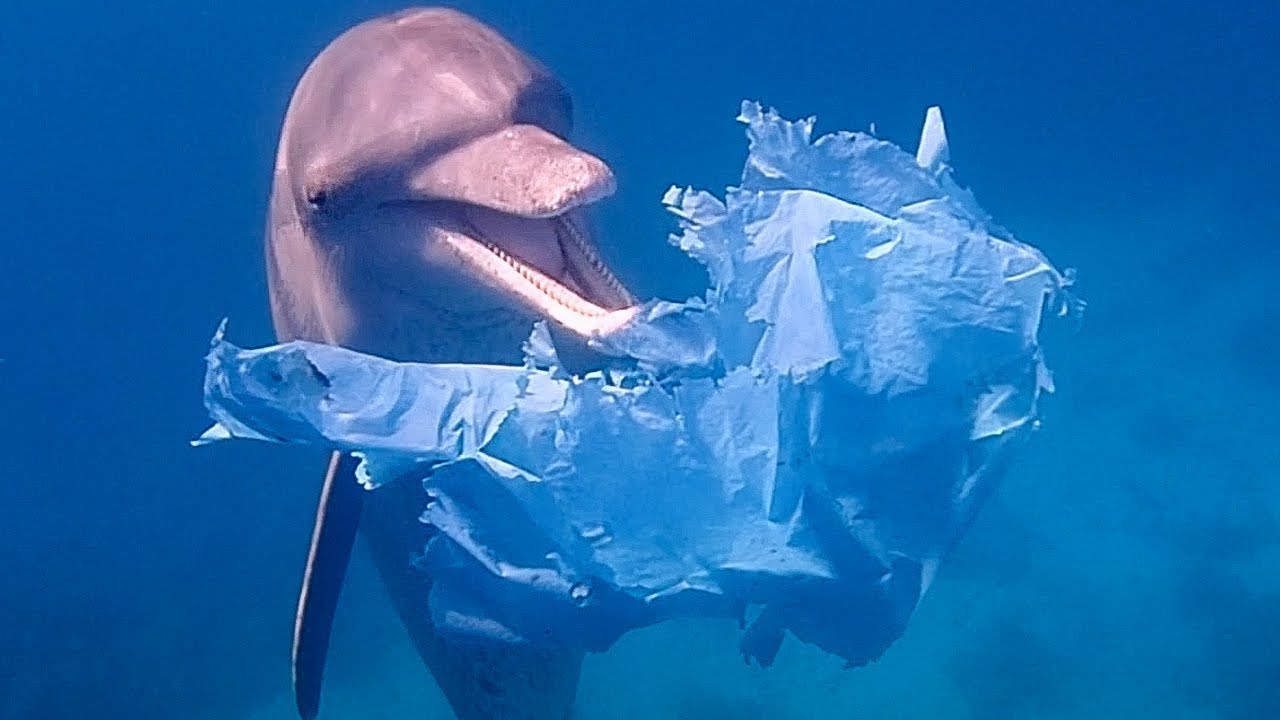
[{"xmin": 267, "ymin": 7, "xmax": 635, "ymax": 355}]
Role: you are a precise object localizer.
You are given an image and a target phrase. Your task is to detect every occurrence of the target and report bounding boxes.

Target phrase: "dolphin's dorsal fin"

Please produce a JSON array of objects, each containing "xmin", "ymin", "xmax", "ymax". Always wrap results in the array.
[{"xmin": 292, "ymin": 452, "xmax": 365, "ymax": 720}]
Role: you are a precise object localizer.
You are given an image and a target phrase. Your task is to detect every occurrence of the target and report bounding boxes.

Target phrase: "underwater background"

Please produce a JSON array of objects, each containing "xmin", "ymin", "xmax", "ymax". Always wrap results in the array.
[{"xmin": 2, "ymin": 1, "xmax": 1277, "ymax": 718}]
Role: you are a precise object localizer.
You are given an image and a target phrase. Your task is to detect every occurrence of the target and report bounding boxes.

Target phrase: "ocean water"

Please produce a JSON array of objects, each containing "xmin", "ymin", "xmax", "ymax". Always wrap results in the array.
[{"xmin": 1, "ymin": 1, "xmax": 1277, "ymax": 719}]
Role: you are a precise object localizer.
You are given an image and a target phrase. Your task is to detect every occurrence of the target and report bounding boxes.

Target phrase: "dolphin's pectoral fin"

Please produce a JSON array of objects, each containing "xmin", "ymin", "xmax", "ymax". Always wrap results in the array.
[
  {"xmin": 411, "ymin": 123, "xmax": 616, "ymax": 220},
  {"xmin": 292, "ymin": 451, "xmax": 365, "ymax": 720}
]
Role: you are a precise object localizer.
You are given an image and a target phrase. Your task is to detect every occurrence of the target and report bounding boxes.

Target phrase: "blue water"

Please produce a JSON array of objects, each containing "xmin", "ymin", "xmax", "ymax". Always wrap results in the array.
[{"xmin": 2, "ymin": 2, "xmax": 1277, "ymax": 719}]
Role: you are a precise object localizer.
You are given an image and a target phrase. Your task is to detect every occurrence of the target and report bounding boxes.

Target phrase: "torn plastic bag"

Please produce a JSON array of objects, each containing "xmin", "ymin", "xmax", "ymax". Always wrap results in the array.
[{"xmin": 196, "ymin": 102, "xmax": 1078, "ymax": 667}]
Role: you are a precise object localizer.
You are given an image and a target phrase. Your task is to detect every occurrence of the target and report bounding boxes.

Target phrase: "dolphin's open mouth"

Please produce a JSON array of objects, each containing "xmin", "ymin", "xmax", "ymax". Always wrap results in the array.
[
  {"xmin": 440, "ymin": 213, "xmax": 639, "ymax": 340},
  {"xmin": 386, "ymin": 120, "xmax": 638, "ymax": 340}
]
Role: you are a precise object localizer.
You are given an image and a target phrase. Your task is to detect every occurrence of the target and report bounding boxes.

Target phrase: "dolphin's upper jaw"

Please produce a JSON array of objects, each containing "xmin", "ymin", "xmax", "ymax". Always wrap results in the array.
[
  {"xmin": 407, "ymin": 123, "xmax": 619, "ymax": 220},
  {"xmin": 503, "ymin": 149, "xmax": 618, "ymax": 221}
]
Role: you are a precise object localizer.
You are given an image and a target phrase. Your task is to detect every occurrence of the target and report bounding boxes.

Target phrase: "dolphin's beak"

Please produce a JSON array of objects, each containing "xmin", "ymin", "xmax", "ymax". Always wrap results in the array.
[{"xmin": 411, "ymin": 124, "xmax": 640, "ymax": 340}]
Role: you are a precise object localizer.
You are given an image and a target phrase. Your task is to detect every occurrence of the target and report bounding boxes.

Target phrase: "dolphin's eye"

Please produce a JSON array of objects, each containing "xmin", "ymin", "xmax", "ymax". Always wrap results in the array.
[{"xmin": 306, "ymin": 187, "xmax": 328, "ymax": 209}]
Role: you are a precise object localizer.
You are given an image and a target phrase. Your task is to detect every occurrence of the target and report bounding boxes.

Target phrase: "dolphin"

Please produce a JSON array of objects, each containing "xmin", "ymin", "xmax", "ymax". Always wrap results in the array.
[{"xmin": 264, "ymin": 7, "xmax": 637, "ymax": 719}]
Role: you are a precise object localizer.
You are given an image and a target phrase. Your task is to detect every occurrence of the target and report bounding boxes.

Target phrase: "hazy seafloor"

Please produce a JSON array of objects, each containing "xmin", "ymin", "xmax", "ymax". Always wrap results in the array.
[{"xmin": 1, "ymin": 2, "xmax": 1277, "ymax": 719}]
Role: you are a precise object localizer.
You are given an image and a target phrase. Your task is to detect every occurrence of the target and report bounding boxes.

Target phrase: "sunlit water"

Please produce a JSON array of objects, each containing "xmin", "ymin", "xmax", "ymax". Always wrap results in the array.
[{"xmin": 1, "ymin": 2, "xmax": 1276, "ymax": 718}]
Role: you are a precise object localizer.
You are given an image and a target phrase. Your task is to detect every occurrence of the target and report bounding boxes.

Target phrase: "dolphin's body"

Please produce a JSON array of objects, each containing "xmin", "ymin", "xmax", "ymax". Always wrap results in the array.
[{"xmin": 264, "ymin": 7, "xmax": 636, "ymax": 719}]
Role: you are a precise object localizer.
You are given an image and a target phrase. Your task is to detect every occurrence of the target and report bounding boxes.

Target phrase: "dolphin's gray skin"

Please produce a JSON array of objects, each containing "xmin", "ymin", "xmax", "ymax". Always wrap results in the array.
[{"xmin": 264, "ymin": 7, "xmax": 636, "ymax": 719}]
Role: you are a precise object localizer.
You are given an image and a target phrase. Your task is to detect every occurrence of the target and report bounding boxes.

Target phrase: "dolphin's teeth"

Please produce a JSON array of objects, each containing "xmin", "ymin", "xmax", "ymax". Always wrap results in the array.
[
  {"xmin": 479, "ymin": 238, "xmax": 594, "ymax": 311},
  {"xmin": 554, "ymin": 217, "xmax": 634, "ymax": 306},
  {"xmin": 454, "ymin": 230, "xmax": 611, "ymax": 322}
]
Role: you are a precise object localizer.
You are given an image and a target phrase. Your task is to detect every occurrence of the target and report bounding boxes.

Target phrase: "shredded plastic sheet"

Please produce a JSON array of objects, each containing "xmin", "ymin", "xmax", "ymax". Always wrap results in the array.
[{"xmin": 196, "ymin": 102, "xmax": 1077, "ymax": 667}]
